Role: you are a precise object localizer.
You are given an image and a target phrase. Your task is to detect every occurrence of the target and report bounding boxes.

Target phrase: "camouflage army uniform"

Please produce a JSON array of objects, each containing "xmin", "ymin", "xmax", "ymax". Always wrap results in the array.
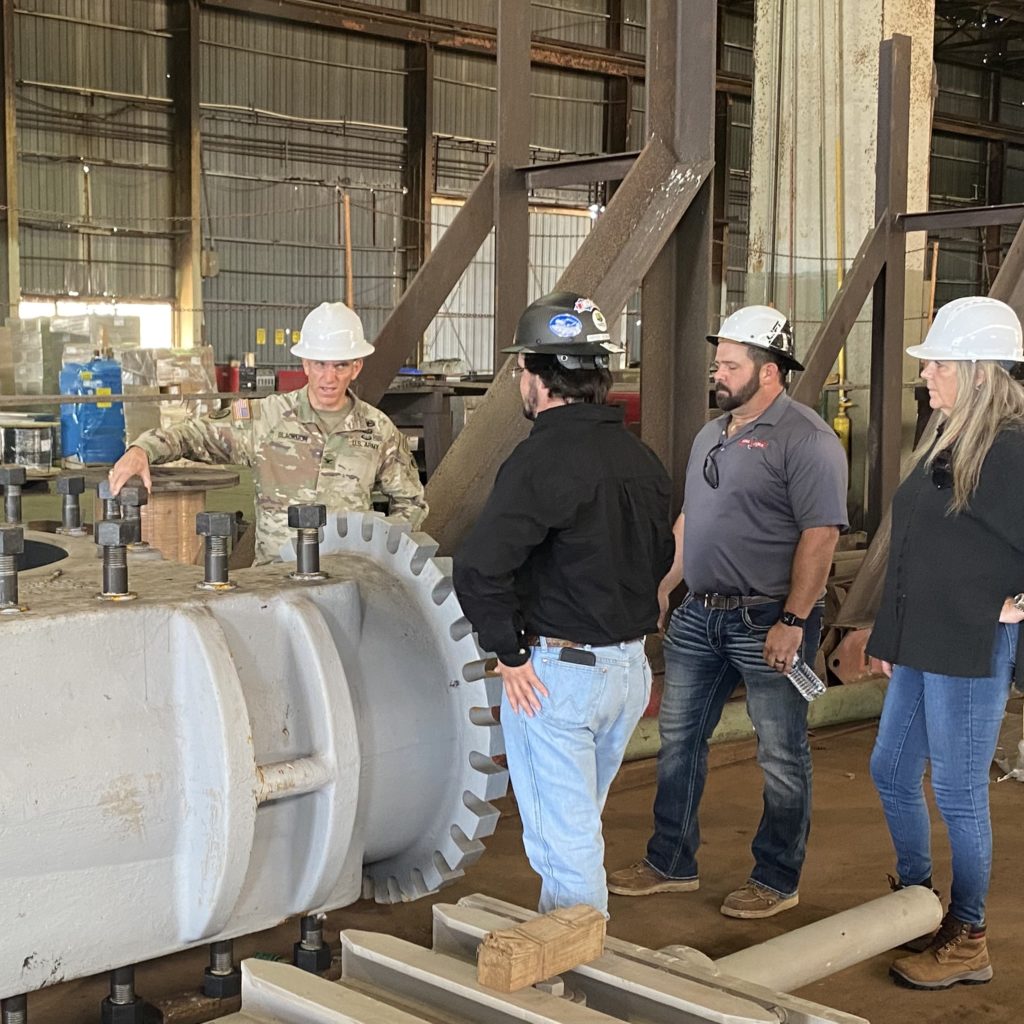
[{"xmin": 131, "ymin": 387, "xmax": 427, "ymax": 564}]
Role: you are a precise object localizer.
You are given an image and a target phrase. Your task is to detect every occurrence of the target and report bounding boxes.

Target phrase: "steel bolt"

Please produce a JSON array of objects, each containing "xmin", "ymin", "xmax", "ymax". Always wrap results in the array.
[
  {"xmin": 293, "ymin": 913, "xmax": 331, "ymax": 973},
  {"xmin": 109, "ymin": 966, "xmax": 135, "ymax": 1006},
  {"xmin": 56, "ymin": 475, "xmax": 87, "ymax": 535},
  {"xmin": 0, "ymin": 994, "xmax": 27, "ymax": 1024},
  {"xmin": 96, "ymin": 479, "xmax": 121, "ymax": 521},
  {"xmin": 287, "ymin": 504, "xmax": 328, "ymax": 581},
  {"xmin": 94, "ymin": 519, "xmax": 137, "ymax": 601},
  {"xmin": 202, "ymin": 939, "xmax": 241, "ymax": 999},
  {"xmin": 117, "ymin": 478, "xmax": 149, "ymax": 547},
  {"xmin": 195, "ymin": 511, "xmax": 237, "ymax": 591},
  {"xmin": 0, "ymin": 526, "xmax": 25, "ymax": 612},
  {"xmin": 0, "ymin": 466, "xmax": 26, "ymax": 525}
]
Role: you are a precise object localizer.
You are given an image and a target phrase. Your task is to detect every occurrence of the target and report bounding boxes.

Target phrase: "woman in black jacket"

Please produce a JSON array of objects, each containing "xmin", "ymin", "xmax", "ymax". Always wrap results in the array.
[{"xmin": 868, "ymin": 295, "xmax": 1024, "ymax": 991}]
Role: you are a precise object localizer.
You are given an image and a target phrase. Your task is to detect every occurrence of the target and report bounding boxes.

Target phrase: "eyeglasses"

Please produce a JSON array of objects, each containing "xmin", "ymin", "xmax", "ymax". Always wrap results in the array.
[
  {"xmin": 931, "ymin": 449, "xmax": 953, "ymax": 490},
  {"xmin": 511, "ymin": 365, "xmax": 526, "ymax": 379},
  {"xmin": 703, "ymin": 440, "xmax": 725, "ymax": 489}
]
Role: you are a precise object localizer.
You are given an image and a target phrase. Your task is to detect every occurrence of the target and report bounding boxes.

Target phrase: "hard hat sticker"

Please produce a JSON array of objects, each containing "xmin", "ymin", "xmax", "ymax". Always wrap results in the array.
[
  {"xmin": 591, "ymin": 308, "xmax": 608, "ymax": 331},
  {"xmin": 549, "ymin": 313, "xmax": 583, "ymax": 338},
  {"xmin": 574, "ymin": 297, "xmax": 597, "ymax": 314}
]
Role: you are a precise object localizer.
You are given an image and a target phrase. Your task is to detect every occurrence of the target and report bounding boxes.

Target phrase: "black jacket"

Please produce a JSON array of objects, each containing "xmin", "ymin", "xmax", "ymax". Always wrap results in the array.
[
  {"xmin": 453, "ymin": 403, "xmax": 674, "ymax": 666},
  {"xmin": 868, "ymin": 427, "xmax": 1024, "ymax": 676}
]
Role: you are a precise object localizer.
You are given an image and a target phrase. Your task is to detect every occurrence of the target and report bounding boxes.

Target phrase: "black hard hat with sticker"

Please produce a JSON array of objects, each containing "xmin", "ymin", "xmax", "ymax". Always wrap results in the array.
[{"xmin": 503, "ymin": 291, "xmax": 624, "ymax": 368}]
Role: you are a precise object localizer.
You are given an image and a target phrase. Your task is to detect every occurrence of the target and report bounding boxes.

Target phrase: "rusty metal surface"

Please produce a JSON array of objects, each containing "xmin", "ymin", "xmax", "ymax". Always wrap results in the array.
[
  {"xmin": 492, "ymin": 1, "xmax": 530, "ymax": 372},
  {"xmin": 898, "ymin": 203, "xmax": 1024, "ymax": 233},
  {"xmin": 522, "ymin": 151, "xmax": 640, "ymax": 189},
  {"xmin": 359, "ymin": 164, "xmax": 494, "ymax": 406},
  {"xmin": 868, "ymin": 35, "xmax": 912, "ymax": 537}
]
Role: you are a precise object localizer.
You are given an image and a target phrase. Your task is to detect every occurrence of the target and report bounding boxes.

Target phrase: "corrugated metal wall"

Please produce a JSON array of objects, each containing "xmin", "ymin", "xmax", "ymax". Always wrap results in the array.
[
  {"xmin": 427, "ymin": 203, "xmax": 594, "ymax": 373},
  {"xmin": 15, "ymin": 0, "xmax": 175, "ymax": 300},
  {"xmin": 199, "ymin": 7, "xmax": 408, "ymax": 362}
]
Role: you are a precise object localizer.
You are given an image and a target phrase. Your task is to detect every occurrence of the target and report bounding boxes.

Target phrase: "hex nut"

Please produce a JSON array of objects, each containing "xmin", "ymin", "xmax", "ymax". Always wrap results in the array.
[
  {"xmin": 118, "ymin": 483, "xmax": 149, "ymax": 507},
  {"xmin": 288, "ymin": 504, "xmax": 327, "ymax": 529},
  {"xmin": 56, "ymin": 475, "xmax": 86, "ymax": 495},
  {"xmin": 96, "ymin": 479, "xmax": 117, "ymax": 501},
  {"xmin": 0, "ymin": 466, "xmax": 27, "ymax": 487},
  {"xmin": 195, "ymin": 511, "xmax": 236, "ymax": 538},
  {"xmin": 0, "ymin": 525, "xmax": 24, "ymax": 555},
  {"xmin": 94, "ymin": 519, "xmax": 135, "ymax": 546}
]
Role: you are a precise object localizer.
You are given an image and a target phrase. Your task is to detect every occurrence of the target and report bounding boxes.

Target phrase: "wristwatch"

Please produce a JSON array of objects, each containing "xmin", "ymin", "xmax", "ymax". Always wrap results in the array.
[
  {"xmin": 779, "ymin": 610, "xmax": 806, "ymax": 628},
  {"xmin": 1013, "ymin": 593, "xmax": 1024, "ymax": 613}
]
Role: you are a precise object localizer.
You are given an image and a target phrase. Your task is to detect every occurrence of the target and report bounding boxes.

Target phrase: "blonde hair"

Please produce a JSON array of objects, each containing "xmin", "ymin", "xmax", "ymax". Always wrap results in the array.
[{"xmin": 926, "ymin": 360, "xmax": 1024, "ymax": 513}]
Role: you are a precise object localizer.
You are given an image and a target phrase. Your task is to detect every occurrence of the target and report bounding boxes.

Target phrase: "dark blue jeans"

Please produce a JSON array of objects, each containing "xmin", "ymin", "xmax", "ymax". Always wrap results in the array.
[
  {"xmin": 645, "ymin": 596, "xmax": 823, "ymax": 897},
  {"xmin": 869, "ymin": 623, "xmax": 1016, "ymax": 927}
]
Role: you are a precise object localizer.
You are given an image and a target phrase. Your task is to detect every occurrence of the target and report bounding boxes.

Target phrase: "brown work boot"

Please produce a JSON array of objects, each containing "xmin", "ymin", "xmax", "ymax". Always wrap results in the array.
[
  {"xmin": 607, "ymin": 860, "xmax": 699, "ymax": 896},
  {"xmin": 720, "ymin": 881, "xmax": 799, "ymax": 919},
  {"xmin": 890, "ymin": 914, "xmax": 993, "ymax": 989}
]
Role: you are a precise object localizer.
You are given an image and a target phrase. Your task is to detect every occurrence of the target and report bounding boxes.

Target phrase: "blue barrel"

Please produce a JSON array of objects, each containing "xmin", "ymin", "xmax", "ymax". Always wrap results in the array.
[{"xmin": 59, "ymin": 358, "xmax": 126, "ymax": 463}]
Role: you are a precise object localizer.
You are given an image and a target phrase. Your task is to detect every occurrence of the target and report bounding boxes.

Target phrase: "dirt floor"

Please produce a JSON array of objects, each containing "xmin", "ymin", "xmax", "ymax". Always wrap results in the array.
[{"xmin": 23, "ymin": 702, "xmax": 1024, "ymax": 1024}]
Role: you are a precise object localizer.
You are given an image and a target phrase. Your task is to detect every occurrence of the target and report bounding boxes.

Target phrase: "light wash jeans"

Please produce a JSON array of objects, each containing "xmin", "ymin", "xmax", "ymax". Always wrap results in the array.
[
  {"xmin": 645, "ymin": 596, "xmax": 823, "ymax": 898},
  {"xmin": 869, "ymin": 623, "xmax": 1017, "ymax": 926},
  {"xmin": 501, "ymin": 637, "xmax": 652, "ymax": 915}
]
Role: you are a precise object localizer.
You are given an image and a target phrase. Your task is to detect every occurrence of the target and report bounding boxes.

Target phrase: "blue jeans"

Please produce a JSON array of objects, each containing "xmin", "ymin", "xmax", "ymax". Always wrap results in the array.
[
  {"xmin": 869, "ymin": 623, "xmax": 1016, "ymax": 927},
  {"xmin": 502, "ymin": 638, "xmax": 652, "ymax": 915},
  {"xmin": 646, "ymin": 597, "xmax": 823, "ymax": 897}
]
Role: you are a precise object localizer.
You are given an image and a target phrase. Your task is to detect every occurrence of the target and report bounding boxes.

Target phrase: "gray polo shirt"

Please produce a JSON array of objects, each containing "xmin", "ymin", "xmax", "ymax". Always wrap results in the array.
[{"xmin": 682, "ymin": 392, "xmax": 848, "ymax": 598}]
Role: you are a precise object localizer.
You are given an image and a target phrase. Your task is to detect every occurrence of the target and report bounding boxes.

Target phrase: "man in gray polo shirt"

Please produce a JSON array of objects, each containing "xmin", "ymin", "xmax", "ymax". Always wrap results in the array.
[{"xmin": 608, "ymin": 304, "xmax": 848, "ymax": 919}]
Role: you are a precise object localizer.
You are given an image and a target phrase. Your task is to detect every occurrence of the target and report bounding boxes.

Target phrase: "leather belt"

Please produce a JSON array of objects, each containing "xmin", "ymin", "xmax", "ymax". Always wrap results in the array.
[
  {"xmin": 691, "ymin": 594, "xmax": 779, "ymax": 611},
  {"xmin": 524, "ymin": 635, "xmax": 644, "ymax": 649}
]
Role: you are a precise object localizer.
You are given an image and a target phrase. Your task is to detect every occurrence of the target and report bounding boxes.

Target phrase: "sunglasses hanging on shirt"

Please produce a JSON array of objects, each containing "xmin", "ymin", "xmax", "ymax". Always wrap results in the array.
[{"xmin": 931, "ymin": 448, "xmax": 953, "ymax": 490}]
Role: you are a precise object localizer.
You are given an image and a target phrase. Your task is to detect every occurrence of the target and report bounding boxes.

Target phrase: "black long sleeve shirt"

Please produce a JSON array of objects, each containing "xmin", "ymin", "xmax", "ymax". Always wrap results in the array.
[
  {"xmin": 868, "ymin": 427, "xmax": 1024, "ymax": 676},
  {"xmin": 453, "ymin": 403, "xmax": 674, "ymax": 666}
]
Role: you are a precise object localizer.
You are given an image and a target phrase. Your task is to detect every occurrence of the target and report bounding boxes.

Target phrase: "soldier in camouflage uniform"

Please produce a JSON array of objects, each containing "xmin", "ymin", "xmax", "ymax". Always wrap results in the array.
[{"xmin": 108, "ymin": 302, "xmax": 426, "ymax": 564}]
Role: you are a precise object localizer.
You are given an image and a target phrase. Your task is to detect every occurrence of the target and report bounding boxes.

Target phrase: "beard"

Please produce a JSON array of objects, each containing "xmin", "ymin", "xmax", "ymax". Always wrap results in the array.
[
  {"xmin": 521, "ymin": 378, "xmax": 539, "ymax": 421},
  {"xmin": 715, "ymin": 372, "xmax": 759, "ymax": 411}
]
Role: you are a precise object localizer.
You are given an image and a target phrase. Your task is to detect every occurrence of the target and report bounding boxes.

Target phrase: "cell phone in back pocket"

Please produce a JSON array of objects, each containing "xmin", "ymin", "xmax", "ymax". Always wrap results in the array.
[{"xmin": 559, "ymin": 647, "xmax": 597, "ymax": 667}]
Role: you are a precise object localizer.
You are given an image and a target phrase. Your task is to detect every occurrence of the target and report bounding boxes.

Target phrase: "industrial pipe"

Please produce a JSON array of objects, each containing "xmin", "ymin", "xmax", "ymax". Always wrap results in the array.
[{"xmin": 711, "ymin": 887, "xmax": 942, "ymax": 991}]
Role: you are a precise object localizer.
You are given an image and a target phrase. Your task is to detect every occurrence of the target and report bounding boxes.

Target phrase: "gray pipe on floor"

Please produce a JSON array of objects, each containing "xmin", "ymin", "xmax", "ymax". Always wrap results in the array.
[{"xmin": 624, "ymin": 678, "xmax": 888, "ymax": 762}]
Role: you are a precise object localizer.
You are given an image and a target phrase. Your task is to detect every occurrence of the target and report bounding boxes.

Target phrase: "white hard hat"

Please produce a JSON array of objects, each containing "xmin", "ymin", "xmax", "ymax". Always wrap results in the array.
[
  {"xmin": 707, "ymin": 304, "xmax": 803, "ymax": 371},
  {"xmin": 291, "ymin": 302, "xmax": 375, "ymax": 360},
  {"xmin": 906, "ymin": 296, "xmax": 1024, "ymax": 362}
]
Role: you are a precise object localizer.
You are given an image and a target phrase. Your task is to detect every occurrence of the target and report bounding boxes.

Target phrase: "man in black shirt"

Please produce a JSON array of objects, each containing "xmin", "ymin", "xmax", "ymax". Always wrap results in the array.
[{"xmin": 453, "ymin": 291, "xmax": 674, "ymax": 915}]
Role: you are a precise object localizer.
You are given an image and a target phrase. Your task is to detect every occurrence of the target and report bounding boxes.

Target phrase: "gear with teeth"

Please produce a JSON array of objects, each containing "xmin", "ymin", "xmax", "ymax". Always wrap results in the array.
[{"xmin": 315, "ymin": 512, "xmax": 507, "ymax": 903}]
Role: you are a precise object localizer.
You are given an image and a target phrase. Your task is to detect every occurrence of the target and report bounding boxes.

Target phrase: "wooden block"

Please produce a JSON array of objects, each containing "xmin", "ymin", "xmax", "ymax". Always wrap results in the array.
[{"xmin": 476, "ymin": 904, "xmax": 606, "ymax": 993}]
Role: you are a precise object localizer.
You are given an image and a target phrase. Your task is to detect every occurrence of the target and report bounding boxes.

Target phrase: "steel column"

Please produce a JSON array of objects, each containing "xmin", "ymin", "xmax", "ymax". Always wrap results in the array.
[
  {"xmin": 492, "ymin": 0, "xmax": 531, "ymax": 370},
  {"xmin": 403, "ymin": 43, "xmax": 434, "ymax": 289},
  {"xmin": 867, "ymin": 35, "xmax": 911, "ymax": 537},
  {"xmin": 0, "ymin": 0, "xmax": 19, "ymax": 321},
  {"xmin": 359, "ymin": 166, "xmax": 494, "ymax": 405},
  {"xmin": 169, "ymin": 0, "xmax": 202, "ymax": 348}
]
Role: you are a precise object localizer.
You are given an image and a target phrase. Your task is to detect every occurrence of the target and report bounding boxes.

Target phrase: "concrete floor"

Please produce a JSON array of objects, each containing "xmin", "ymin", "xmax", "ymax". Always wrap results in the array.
[
  {"xmin": 13, "ymin": 478, "xmax": 1024, "ymax": 1023},
  {"xmin": 20, "ymin": 709, "xmax": 1024, "ymax": 1024}
]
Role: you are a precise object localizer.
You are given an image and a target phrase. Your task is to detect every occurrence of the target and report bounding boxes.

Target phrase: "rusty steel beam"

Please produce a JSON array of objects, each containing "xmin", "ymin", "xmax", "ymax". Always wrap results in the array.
[
  {"xmin": 424, "ymin": 142, "xmax": 714, "ymax": 553},
  {"xmin": 493, "ymin": 0, "xmax": 530, "ymax": 371},
  {"xmin": 867, "ymin": 34, "xmax": 911, "ymax": 538},
  {"xmin": 522, "ymin": 152, "xmax": 640, "ymax": 189},
  {"xmin": 169, "ymin": 0, "xmax": 202, "ymax": 347},
  {"xmin": 0, "ymin": 0, "xmax": 19, "ymax": 320},
  {"xmin": 358, "ymin": 165, "xmax": 494, "ymax": 405},
  {"xmin": 402, "ymin": 42, "xmax": 434, "ymax": 287},
  {"xmin": 424, "ymin": 0, "xmax": 719, "ymax": 554},
  {"xmin": 790, "ymin": 218, "xmax": 889, "ymax": 406},
  {"xmin": 898, "ymin": 202, "xmax": 1024, "ymax": 233},
  {"xmin": 200, "ymin": 0, "xmax": 645, "ymax": 78}
]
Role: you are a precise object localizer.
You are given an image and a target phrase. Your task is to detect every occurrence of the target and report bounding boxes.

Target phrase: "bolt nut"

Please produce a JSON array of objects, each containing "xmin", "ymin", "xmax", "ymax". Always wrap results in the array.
[
  {"xmin": 56, "ymin": 475, "xmax": 86, "ymax": 496},
  {"xmin": 202, "ymin": 967, "xmax": 241, "ymax": 999},
  {"xmin": 117, "ymin": 482, "xmax": 149, "ymax": 508},
  {"xmin": 288, "ymin": 504, "xmax": 327, "ymax": 530},
  {"xmin": 0, "ymin": 525, "xmax": 24, "ymax": 555},
  {"xmin": 97, "ymin": 479, "xmax": 117, "ymax": 501},
  {"xmin": 195, "ymin": 511, "xmax": 235, "ymax": 538},
  {"xmin": 94, "ymin": 519, "xmax": 135, "ymax": 547},
  {"xmin": 0, "ymin": 466, "xmax": 26, "ymax": 487}
]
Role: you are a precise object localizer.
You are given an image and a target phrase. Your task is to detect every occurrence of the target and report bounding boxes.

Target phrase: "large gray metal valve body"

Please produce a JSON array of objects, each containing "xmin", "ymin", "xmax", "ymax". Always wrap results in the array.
[{"xmin": 0, "ymin": 512, "xmax": 506, "ymax": 1000}]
